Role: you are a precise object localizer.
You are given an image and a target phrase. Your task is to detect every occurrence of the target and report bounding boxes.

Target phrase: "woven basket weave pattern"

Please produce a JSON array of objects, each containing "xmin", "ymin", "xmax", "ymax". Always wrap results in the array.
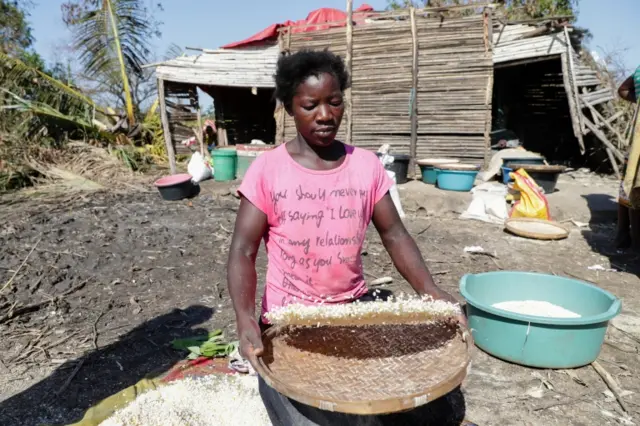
[{"xmin": 256, "ymin": 321, "xmax": 470, "ymax": 414}]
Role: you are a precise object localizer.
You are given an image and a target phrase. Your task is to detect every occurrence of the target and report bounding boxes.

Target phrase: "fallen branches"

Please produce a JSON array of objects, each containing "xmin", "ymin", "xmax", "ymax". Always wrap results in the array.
[
  {"xmin": 0, "ymin": 237, "xmax": 41, "ymax": 294},
  {"xmin": 0, "ymin": 278, "xmax": 89, "ymax": 324},
  {"xmin": 592, "ymin": 360, "xmax": 630, "ymax": 414},
  {"xmin": 56, "ymin": 359, "xmax": 85, "ymax": 395}
]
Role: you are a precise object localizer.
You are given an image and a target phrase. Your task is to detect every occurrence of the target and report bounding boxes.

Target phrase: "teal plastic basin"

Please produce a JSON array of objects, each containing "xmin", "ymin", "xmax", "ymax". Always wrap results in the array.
[
  {"xmin": 460, "ymin": 271, "xmax": 621, "ymax": 368},
  {"xmin": 419, "ymin": 165, "xmax": 438, "ymax": 184},
  {"xmin": 436, "ymin": 169, "xmax": 478, "ymax": 192}
]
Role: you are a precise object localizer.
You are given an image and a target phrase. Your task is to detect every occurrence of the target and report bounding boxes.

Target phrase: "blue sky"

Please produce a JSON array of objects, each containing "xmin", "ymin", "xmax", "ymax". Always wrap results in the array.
[{"xmin": 28, "ymin": 0, "xmax": 639, "ymax": 74}]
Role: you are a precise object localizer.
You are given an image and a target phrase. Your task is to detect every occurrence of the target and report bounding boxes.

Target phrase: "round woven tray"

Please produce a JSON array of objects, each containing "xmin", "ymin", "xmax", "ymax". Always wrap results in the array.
[
  {"xmin": 505, "ymin": 218, "xmax": 569, "ymax": 240},
  {"xmin": 253, "ymin": 322, "xmax": 471, "ymax": 415}
]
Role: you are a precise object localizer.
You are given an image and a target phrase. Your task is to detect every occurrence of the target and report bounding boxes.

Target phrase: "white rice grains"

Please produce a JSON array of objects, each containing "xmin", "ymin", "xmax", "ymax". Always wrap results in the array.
[
  {"xmin": 100, "ymin": 374, "xmax": 270, "ymax": 426},
  {"xmin": 265, "ymin": 294, "xmax": 461, "ymax": 327},
  {"xmin": 492, "ymin": 300, "xmax": 581, "ymax": 318}
]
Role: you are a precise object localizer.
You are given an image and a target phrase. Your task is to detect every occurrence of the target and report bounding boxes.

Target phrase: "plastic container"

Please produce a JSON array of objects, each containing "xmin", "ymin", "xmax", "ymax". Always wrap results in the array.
[
  {"xmin": 506, "ymin": 164, "xmax": 565, "ymax": 194},
  {"xmin": 376, "ymin": 153, "xmax": 411, "ymax": 184},
  {"xmin": 236, "ymin": 144, "xmax": 273, "ymax": 179},
  {"xmin": 154, "ymin": 174, "xmax": 199, "ymax": 201},
  {"xmin": 417, "ymin": 159, "xmax": 459, "ymax": 185},
  {"xmin": 501, "ymin": 166, "xmax": 513, "ymax": 184},
  {"xmin": 211, "ymin": 148, "xmax": 238, "ymax": 181},
  {"xmin": 435, "ymin": 164, "xmax": 480, "ymax": 192},
  {"xmin": 460, "ymin": 271, "xmax": 621, "ymax": 368},
  {"xmin": 501, "ymin": 157, "xmax": 545, "ymax": 166}
]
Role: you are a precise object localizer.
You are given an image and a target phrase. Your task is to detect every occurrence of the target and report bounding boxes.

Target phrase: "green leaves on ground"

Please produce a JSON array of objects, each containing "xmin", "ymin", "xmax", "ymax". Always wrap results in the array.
[{"xmin": 171, "ymin": 330, "xmax": 239, "ymax": 360}]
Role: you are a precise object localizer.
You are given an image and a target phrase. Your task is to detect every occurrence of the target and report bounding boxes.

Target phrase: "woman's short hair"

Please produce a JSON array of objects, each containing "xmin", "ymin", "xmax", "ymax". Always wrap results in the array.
[{"xmin": 274, "ymin": 49, "xmax": 350, "ymax": 111}]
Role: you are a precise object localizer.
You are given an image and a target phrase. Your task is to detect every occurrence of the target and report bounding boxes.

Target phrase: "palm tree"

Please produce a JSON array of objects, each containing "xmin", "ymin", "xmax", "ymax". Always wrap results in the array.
[{"xmin": 62, "ymin": 0, "xmax": 160, "ymax": 127}]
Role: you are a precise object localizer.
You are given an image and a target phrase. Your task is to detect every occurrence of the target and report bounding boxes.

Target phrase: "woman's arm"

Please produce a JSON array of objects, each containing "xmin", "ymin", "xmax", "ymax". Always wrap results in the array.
[
  {"xmin": 618, "ymin": 75, "xmax": 636, "ymax": 103},
  {"xmin": 371, "ymin": 193, "xmax": 458, "ymax": 305},
  {"xmin": 227, "ymin": 197, "xmax": 268, "ymax": 360}
]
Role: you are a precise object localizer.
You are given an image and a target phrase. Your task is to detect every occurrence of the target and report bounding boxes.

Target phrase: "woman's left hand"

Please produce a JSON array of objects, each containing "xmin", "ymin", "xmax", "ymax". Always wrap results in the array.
[{"xmin": 427, "ymin": 287, "xmax": 468, "ymax": 329}]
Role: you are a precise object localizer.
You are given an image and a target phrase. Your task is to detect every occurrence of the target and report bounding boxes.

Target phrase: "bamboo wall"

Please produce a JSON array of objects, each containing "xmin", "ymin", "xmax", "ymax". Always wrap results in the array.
[{"xmin": 280, "ymin": 13, "xmax": 493, "ymax": 163}]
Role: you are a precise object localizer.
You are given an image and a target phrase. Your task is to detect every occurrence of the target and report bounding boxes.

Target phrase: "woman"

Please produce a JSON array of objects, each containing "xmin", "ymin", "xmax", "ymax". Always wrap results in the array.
[
  {"xmin": 615, "ymin": 66, "xmax": 640, "ymax": 249},
  {"xmin": 227, "ymin": 50, "xmax": 466, "ymax": 425}
]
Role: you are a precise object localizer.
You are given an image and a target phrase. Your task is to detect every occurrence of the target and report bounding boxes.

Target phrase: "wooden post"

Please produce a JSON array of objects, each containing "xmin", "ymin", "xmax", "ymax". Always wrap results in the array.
[
  {"xmin": 583, "ymin": 103, "xmax": 622, "ymax": 178},
  {"xmin": 584, "ymin": 100, "xmax": 627, "ymax": 150},
  {"xmin": 564, "ymin": 26, "xmax": 585, "ymax": 153},
  {"xmin": 482, "ymin": 8, "xmax": 494, "ymax": 169},
  {"xmin": 275, "ymin": 31, "xmax": 285, "ymax": 145},
  {"xmin": 409, "ymin": 7, "xmax": 418, "ymax": 175},
  {"xmin": 275, "ymin": 29, "xmax": 292, "ymax": 145},
  {"xmin": 157, "ymin": 78, "xmax": 177, "ymax": 174},
  {"xmin": 195, "ymin": 94, "xmax": 205, "ymax": 157},
  {"xmin": 583, "ymin": 115, "xmax": 625, "ymax": 163},
  {"xmin": 345, "ymin": 0, "xmax": 354, "ymax": 145},
  {"xmin": 561, "ymin": 52, "xmax": 584, "ymax": 151}
]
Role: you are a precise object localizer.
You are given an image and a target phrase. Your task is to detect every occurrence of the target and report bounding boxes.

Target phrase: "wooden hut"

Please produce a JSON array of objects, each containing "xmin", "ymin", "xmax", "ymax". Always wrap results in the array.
[
  {"xmin": 154, "ymin": 45, "xmax": 279, "ymax": 173},
  {"xmin": 492, "ymin": 21, "xmax": 625, "ymax": 175},
  {"xmin": 154, "ymin": 4, "xmax": 625, "ymax": 176},
  {"xmin": 277, "ymin": 7, "xmax": 494, "ymax": 165}
]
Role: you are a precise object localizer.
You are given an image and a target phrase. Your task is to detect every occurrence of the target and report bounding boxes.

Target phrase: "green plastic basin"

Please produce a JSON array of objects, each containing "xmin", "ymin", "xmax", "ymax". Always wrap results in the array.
[{"xmin": 460, "ymin": 271, "xmax": 621, "ymax": 368}]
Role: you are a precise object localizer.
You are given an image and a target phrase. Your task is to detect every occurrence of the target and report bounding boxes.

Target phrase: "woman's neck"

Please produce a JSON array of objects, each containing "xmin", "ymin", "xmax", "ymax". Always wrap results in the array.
[{"xmin": 292, "ymin": 134, "xmax": 344, "ymax": 162}]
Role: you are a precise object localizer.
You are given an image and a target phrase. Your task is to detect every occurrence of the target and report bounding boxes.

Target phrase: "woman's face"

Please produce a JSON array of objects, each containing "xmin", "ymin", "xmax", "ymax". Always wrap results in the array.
[{"xmin": 290, "ymin": 72, "xmax": 344, "ymax": 147}]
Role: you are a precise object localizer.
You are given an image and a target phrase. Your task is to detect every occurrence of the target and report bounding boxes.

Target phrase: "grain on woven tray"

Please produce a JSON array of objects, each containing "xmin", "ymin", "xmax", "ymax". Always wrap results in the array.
[
  {"xmin": 264, "ymin": 294, "xmax": 460, "ymax": 327},
  {"xmin": 100, "ymin": 375, "xmax": 270, "ymax": 426}
]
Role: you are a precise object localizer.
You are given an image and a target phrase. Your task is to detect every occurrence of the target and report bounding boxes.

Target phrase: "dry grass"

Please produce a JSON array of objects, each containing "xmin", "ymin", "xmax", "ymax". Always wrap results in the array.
[{"xmin": 1, "ymin": 142, "xmax": 153, "ymax": 205}]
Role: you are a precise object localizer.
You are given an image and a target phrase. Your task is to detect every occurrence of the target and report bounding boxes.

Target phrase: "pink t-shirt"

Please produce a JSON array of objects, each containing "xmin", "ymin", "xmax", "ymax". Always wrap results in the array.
[{"xmin": 238, "ymin": 144, "xmax": 394, "ymax": 321}]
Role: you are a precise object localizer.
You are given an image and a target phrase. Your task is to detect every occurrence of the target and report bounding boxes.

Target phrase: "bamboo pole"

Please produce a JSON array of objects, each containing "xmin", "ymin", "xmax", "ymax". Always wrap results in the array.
[
  {"xmin": 584, "ymin": 101, "xmax": 626, "ymax": 153},
  {"xmin": 194, "ymin": 92, "xmax": 206, "ymax": 157},
  {"xmin": 565, "ymin": 26, "xmax": 585, "ymax": 154},
  {"xmin": 409, "ymin": 7, "xmax": 418, "ymax": 175},
  {"xmin": 276, "ymin": 30, "xmax": 288, "ymax": 145},
  {"xmin": 482, "ymin": 7, "xmax": 493, "ymax": 169},
  {"xmin": 345, "ymin": 0, "xmax": 354, "ymax": 145},
  {"xmin": 583, "ymin": 116, "xmax": 625, "ymax": 162},
  {"xmin": 157, "ymin": 78, "xmax": 177, "ymax": 174}
]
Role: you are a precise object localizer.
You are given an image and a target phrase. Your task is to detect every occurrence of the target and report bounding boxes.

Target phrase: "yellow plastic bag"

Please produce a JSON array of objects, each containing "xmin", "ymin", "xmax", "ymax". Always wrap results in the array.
[{"xmin": 509, "ymin": 169, "xmax": 551, "ymax": 220}]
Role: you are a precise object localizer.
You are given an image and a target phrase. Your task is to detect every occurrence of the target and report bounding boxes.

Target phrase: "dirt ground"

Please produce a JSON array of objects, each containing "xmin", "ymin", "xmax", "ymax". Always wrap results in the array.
[{"xmin": 1, "ymin": 177, "xmax": 639, "ymax": 426}]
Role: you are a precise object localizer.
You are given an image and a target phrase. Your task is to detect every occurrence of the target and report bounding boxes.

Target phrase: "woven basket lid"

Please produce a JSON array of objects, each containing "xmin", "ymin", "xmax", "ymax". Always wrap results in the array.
[
  {"xmin": 253, "ymin": 322, "xmax": 471, "ymax": 415},
  {"xmin": 416, "ymin": 158, "xmax": 460, "ymax": 166},
  {"xmin": 505, "ymin": 218, "xmax": 569, "ymax": 240},
  {"xmin": 437, "ymin": 164, "xmax": 480, "ymax": 171}
]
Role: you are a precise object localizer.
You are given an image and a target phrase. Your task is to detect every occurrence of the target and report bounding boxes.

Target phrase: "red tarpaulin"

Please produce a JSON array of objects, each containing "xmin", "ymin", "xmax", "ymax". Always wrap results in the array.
[{"xmin": 222, "ymin": 4, "xmax": 375, "ymax": 49}]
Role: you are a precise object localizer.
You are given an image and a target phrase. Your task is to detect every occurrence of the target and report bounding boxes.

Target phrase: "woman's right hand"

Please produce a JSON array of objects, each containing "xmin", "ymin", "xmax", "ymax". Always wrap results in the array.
[{"xmin": 237, "ymin": 315, "xmax": 264, "ymax": 364}]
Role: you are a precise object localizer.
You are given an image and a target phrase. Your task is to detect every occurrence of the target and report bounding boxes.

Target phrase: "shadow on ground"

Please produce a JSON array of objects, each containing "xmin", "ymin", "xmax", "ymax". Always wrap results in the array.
[
  {"xmin": 0, "ymin": 305, "xmax": 214, "ymax": 426},
  {"xmin": 581, "ymin": 194, "xmax": 640, "ymax": 278}
]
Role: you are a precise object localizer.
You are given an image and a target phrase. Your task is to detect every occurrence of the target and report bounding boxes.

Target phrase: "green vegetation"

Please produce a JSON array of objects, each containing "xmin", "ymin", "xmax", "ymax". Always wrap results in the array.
[
  {"xmin": 0, "ymin": 0, "xmax": 167, "ymax": 193},
  {"xmin": 386, "ymin": 0, "xmax": 580, "ymax": 19}
]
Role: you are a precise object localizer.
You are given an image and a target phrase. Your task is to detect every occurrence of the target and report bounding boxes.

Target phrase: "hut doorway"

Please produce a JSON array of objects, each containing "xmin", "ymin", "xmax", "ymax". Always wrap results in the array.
[
  {"xmin": 200, "ymin": 86, "xmax": 276, "ymax": 146},
  {"xmin": 492, "ymin": 58, "xmax": 582, "ymax": 166}
]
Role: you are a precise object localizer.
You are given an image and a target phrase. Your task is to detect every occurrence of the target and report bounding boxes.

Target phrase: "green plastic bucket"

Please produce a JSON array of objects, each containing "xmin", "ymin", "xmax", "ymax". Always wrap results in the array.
[
  {"xmin": 460, "ymin": 271, "xmax": 621, "ymax": 368},
  {"xmin": 212, "ymin": 149, "xmax": 237, "ymax": 181}
]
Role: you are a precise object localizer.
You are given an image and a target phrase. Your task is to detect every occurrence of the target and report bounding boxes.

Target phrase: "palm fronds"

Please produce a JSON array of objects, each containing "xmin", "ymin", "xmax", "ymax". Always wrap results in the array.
[
  {"xmin": 0, "ymin": 51, "xmax": 97, "ymax": 110},
  {"xmin": 67, "ymin": 0, "xmax": 159, "ymax": 126}
]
